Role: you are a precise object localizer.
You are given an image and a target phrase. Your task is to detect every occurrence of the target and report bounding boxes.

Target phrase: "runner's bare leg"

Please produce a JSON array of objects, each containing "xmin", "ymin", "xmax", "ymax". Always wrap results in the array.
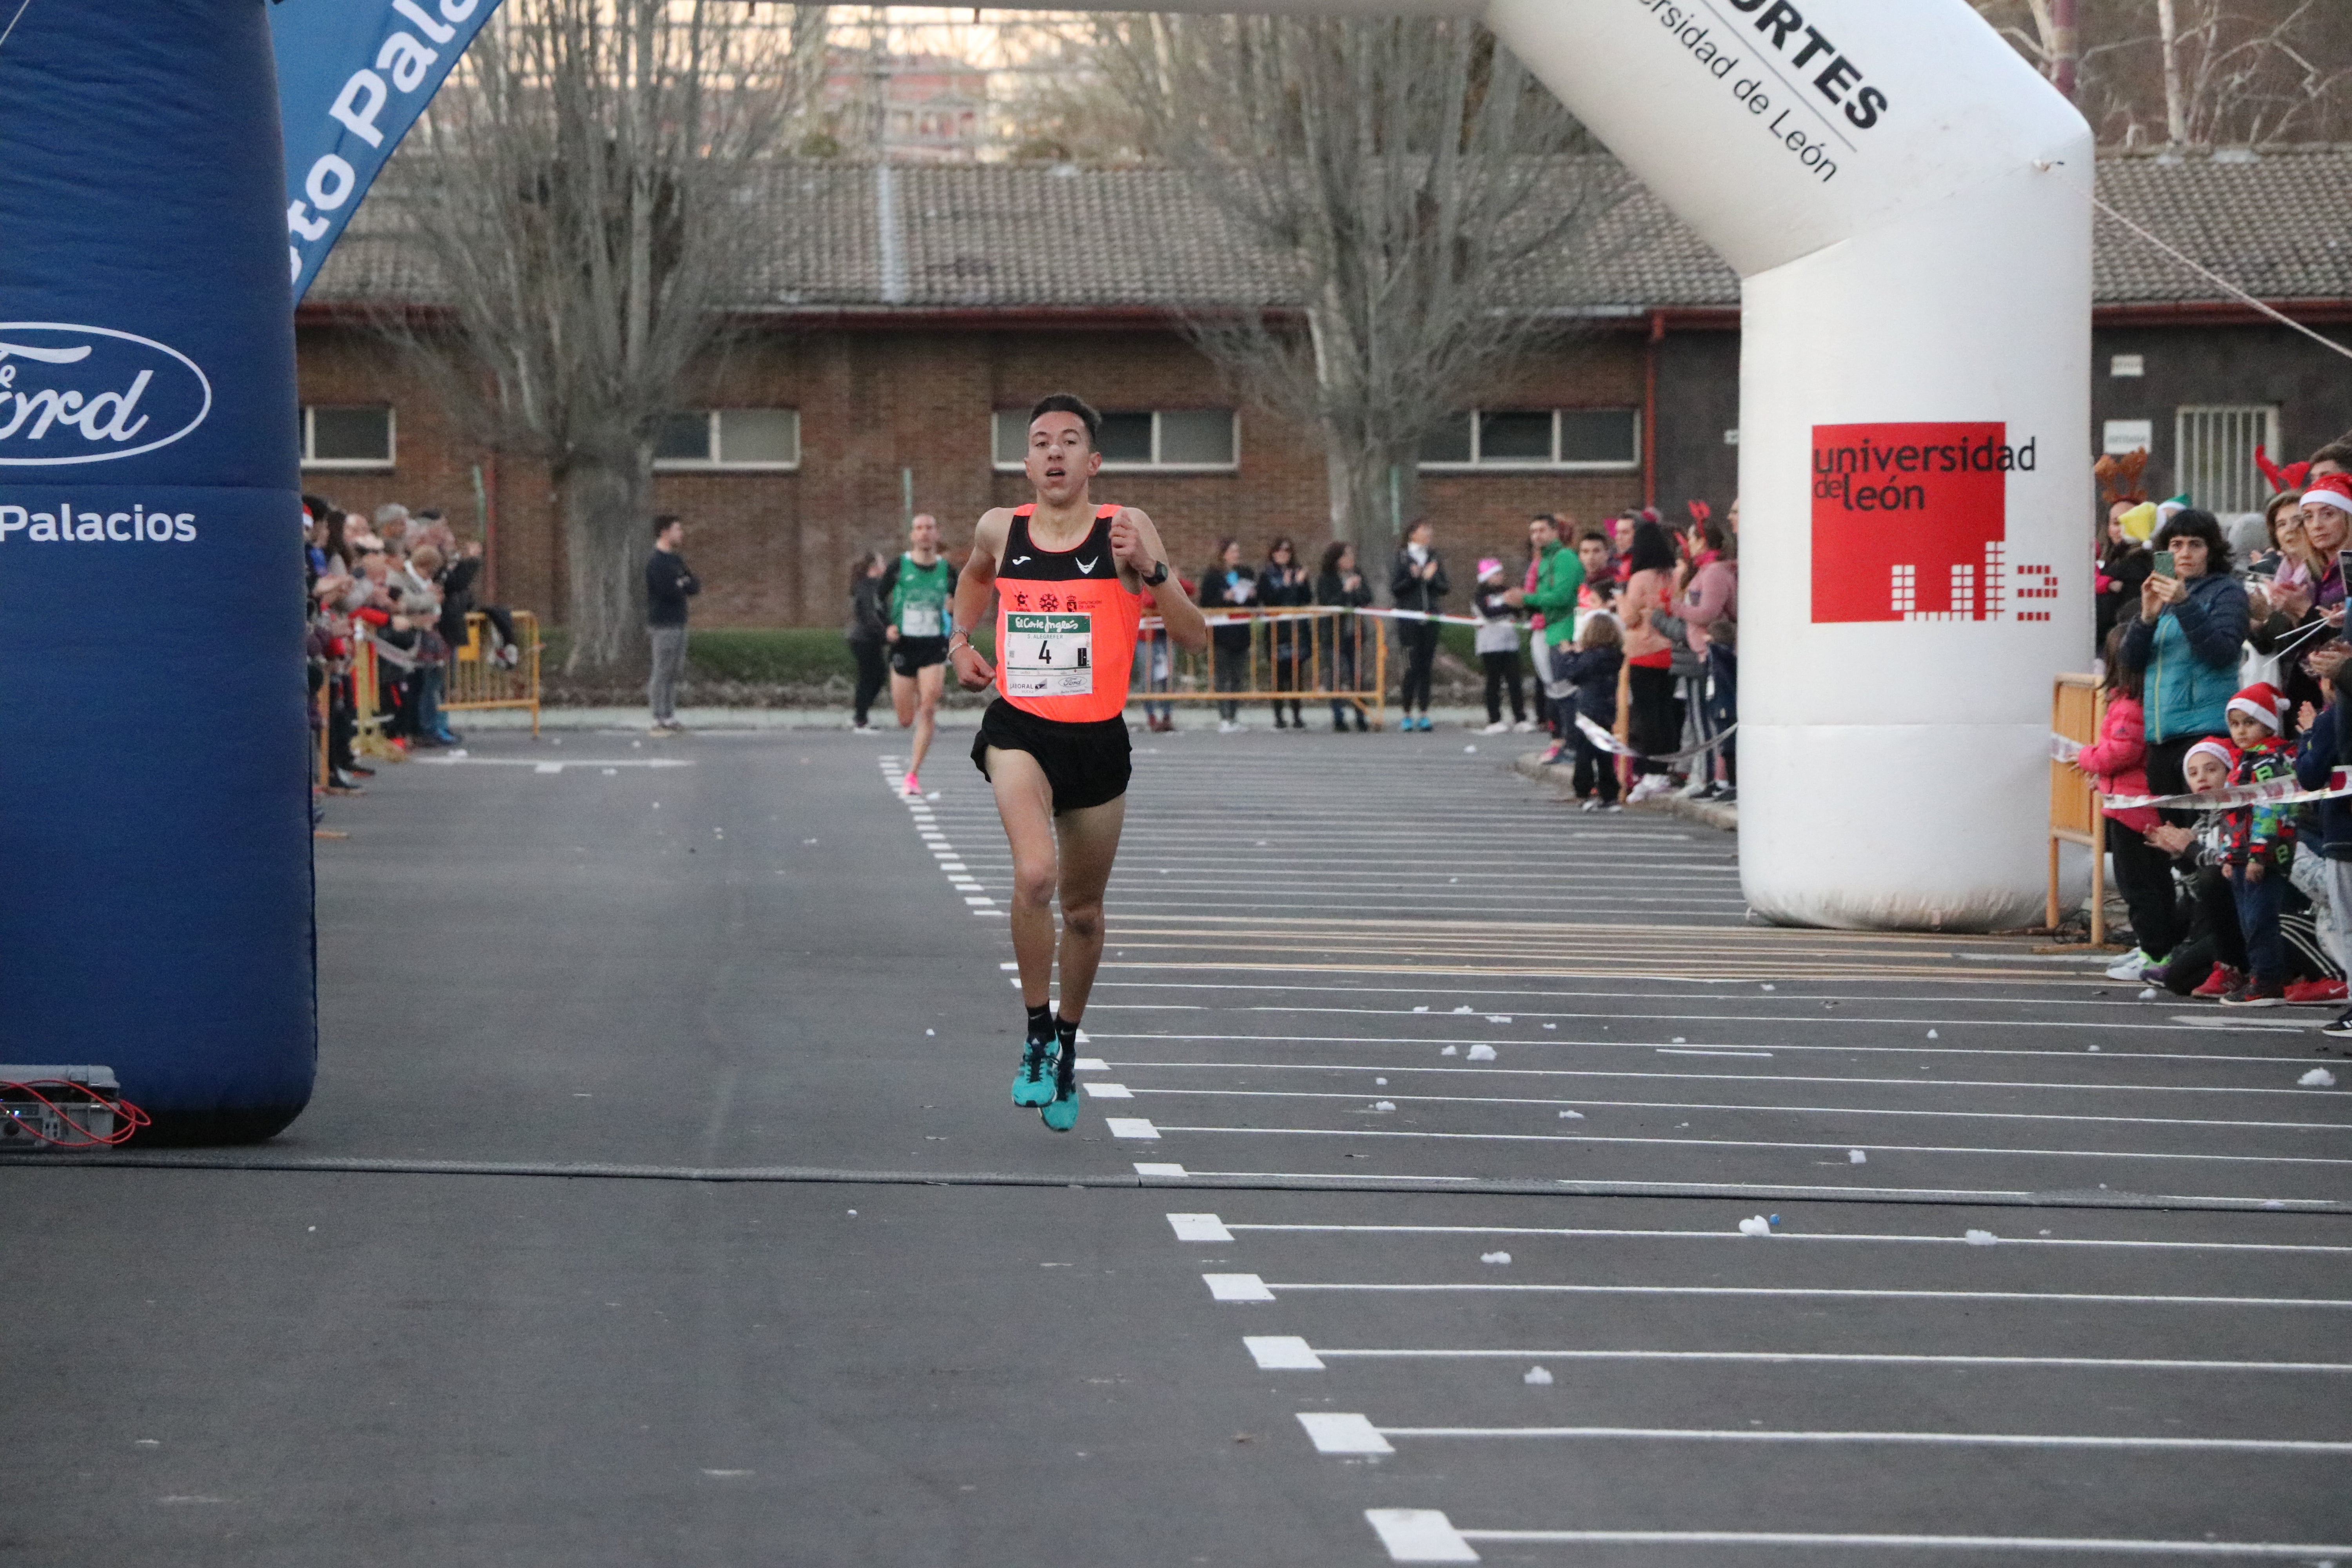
[
  {"xmin": 986, "ymin": 746, "xmax": 1060, "ymax": 1009},
  {"xmin": 891, "ymin": 669, "xmax": 916, "ymax": 730},
  {"xmin": 910, "ymin": 662, "xmax": 944, "ymax": 778},
  {"xmin": 1050, "ymin": 794, "xmax": 1126, "ymax": 1021}
]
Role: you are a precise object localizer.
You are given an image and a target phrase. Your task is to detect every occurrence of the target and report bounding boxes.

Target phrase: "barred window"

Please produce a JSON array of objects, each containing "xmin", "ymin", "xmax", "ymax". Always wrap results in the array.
[
  {"xmin": 2175, "ymin": 405, "xmax": 2279, "ymax": 514},
  {"xmin": 301, "ymin": 405, "xmax": 394, "ymax": 469},
  {"xmin": 993, "ymin": 408, "xmax": 1237, "ymax": 471}
]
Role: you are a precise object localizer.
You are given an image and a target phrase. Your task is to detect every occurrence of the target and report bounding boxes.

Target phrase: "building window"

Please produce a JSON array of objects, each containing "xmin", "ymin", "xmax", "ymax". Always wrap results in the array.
[
  {"xmin": 653, "ymin": 408, "xmax": 801, "ymax": 470},
  {"xmin": 993, "ymin": 408, "xmax": 1237, "ymax": 471},
  {"xmin": 301, "ymin": 404, "xmax": 394, "ymax": 469},
  {"xmin": 2176, "ymin": 405, "xmax": 2278, "ymax": 515},
  {"xmin": 1418, "ymin": 408, "xmax": 1641, "ymax": 471}
]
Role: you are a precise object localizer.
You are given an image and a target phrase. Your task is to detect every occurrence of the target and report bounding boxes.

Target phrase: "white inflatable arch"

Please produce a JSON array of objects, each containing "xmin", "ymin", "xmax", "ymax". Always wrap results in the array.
[{"xmin": 1109, "ymin": 0, "xmax": 2096, "ymax": 931}]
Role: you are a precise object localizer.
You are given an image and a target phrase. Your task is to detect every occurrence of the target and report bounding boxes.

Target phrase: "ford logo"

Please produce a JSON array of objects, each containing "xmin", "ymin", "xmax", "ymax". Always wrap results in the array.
[{"xmin": 0, "ymin": 323, "xmax": 212, "ymax": 466}]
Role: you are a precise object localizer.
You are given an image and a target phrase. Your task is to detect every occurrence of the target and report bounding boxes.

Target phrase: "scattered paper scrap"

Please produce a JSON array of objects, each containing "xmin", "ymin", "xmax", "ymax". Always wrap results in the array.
[
  {"xmin": 1559, "ymin": 1109, "xmax": 1584, "ymax": 1119},
  {"xmin": 1480, "ymin": 1251, "xmax": 1512, "ymax": 1265},
  {"xmin": 1849, "ymin": 1150, "xmax": 1868, "ymax": 1164},
  {"xmin": 1466, "ymin": 1044, "xmax": 1497, "ymax": 1061},
  {"xmin": 1737, "ymin": 1216, "xmax": 1773, "ymax": 1237},
  {"xmin": 1965, "ymin": 1230, "xmax": 1998, "ymax": 1246},
  {"xmin": 2301, "ymin": 1068, "xmax": 2338, "ymax": 1087},
  {"xmin": 1523, "ymin": 1366, "xmax": 1553, "ymax": 1386}
]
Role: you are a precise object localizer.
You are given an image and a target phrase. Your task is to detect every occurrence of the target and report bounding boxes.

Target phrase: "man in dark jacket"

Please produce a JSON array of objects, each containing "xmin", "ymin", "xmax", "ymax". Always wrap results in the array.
[{"xmin": 646, "ymin": 514, "xmax": 700, "ymax": 734}]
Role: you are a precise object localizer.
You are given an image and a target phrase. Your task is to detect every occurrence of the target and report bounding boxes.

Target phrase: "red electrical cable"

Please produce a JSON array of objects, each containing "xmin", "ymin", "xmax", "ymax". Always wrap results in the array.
[{"xmin": 0, "ymin": 1080, "xmax": 150, "ymax": 1149}]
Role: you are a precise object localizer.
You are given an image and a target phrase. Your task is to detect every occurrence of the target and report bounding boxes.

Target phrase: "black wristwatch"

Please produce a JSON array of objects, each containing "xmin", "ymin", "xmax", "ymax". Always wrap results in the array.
[{"xmin": 1142, "ymin": 559, "xmax": 1170, "ymax": 588}]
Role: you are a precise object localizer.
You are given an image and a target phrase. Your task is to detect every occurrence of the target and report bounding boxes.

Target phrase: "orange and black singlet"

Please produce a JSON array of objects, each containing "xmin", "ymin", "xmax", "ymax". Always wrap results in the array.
[{"xmin": 993, "ymin": 504, "xmax": 1143, "ymax": 724}]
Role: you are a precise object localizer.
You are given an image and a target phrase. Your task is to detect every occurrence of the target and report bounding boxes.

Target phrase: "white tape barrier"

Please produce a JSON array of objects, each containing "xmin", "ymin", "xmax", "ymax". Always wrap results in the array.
[
  {"xmin": 1574, "ymin": 711, "xmax": 1738, "ymax": 766},
  {"xmin": 2101, "ymin": 767, "xmax": 2352, "ymax": 813},
  {"xmin": 1356, "ymin": 607, "xmax": 1487, "ymax": 629}
]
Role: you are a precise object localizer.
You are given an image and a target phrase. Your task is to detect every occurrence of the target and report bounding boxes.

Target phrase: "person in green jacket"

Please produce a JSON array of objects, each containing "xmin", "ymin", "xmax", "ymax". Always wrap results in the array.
[{"xmin": 1504, "ymin": 513, "xmax": 1585, "ymax": 745}]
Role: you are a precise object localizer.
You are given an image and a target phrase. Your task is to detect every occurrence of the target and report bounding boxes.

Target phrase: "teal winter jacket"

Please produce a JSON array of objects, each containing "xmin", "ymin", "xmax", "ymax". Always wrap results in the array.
[{"xmin": 2117, "ymin": 572, "xmax": 2250, "ymax": 743}]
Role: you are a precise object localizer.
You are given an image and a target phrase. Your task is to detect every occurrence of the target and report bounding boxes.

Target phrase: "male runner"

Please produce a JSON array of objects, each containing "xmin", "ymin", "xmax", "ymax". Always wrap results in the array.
[
  {"xmin": 949, "ymin": 395, "xmax": 1209, "ymax": 1130},
  {"xmin": 881, "ymin": 512, "xmax": 953, "ymax": 796}
]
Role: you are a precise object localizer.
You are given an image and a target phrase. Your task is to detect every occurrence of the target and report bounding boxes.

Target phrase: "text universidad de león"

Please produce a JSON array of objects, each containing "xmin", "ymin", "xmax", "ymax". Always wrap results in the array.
[{"xmin": 0, "ymin": 504, "xmax": 197, "ymax": 543}]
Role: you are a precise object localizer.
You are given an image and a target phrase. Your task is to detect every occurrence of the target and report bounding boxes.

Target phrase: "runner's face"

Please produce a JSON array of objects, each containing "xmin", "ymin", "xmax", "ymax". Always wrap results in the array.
[
  {"xmin": 1026, "ymin": 414, "xmax": 1100, "ymax": 505},
  {"xmin": 909, "ymin": 515, "xmax": 939, "ymax": 552}
]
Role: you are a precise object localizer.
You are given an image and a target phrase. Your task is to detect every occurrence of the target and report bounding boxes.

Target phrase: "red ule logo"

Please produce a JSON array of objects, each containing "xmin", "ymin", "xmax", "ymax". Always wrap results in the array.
[{"xmin": 1813, "ymin": 422, "xmax": 2045, "ymax": 624}]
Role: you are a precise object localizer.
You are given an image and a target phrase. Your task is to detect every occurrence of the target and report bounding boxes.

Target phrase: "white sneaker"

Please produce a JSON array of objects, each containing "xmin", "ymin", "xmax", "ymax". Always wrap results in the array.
[
  {"xmin": 1579, "ymin": 798, "xmax": 1600, "ymax": 813},
  {"xmin": 2103, "ymin": 947, "xmax": 2151, "ymax": 982},
  {"xmin": 1218, "ymin": 720, "xmax": 1240, "ymax": 734},
  {"xmin": 1626, "ymin": 775, "xmax": 1672, "ymax": 803},
  {"xmin": 1514, "ymin": 719, "xmax": 1538, "ymax": 733},
  {"xmin": 1482, "ymin": 721, "xmax": 1512, "ymax": 735}
]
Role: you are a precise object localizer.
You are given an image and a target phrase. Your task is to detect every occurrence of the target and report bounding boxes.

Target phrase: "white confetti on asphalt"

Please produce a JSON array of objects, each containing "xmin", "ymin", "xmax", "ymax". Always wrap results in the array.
[
  {"xmin": 1737, "ymin": 1216, "xmax": 1773, "ymax": 1237},
  {"xmin": 1523, "ymin": 1366, "xmax": 1553, "ymax": 1386},
  {"xmin": 1481, "ymin": 1251, "xmax": 1512, "ymax": 1265},
  {"xmin": 2301, "ymin": 1068, "xmax": 2339, "ymax": 1087}
]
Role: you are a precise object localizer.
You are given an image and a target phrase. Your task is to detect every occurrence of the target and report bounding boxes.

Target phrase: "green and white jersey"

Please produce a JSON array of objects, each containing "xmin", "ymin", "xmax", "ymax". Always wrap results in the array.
[{"xmin": 887, "ymin": 553, "xmax": 954, "ymax": 638}]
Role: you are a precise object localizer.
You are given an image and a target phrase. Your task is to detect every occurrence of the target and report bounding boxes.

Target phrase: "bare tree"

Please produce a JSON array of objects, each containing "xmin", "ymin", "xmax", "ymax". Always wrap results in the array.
[
  {"xmin": 391, "ymin": 0, "xmax": 822, "ymax": 672},
  {"xmin": 1094, "ymin": 15, "xmax": 1624, "ymax": 574},
  {"xmin": 1971, "ymin": 0, "xmax": 2351, "ymax": 145}
]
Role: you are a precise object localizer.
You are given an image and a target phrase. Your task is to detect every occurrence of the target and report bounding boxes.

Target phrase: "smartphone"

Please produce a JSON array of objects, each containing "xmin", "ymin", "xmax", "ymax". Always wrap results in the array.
[
  {"xmin": 2152, "ymin": 550, "xmax": 2176, "ymax": 579},
  {"xmin": 2336, "ymin": 548, "xmax": 2352, "ymax": 587}
]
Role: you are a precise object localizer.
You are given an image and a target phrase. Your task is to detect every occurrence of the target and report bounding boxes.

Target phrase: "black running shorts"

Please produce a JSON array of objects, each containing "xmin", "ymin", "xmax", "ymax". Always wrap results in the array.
[
  {"xmin": 971, "ymin": 698, "xmax": 1131, "ymax": 815},
  {"xmin": 889, "ymin": 636, "xmax": 949, "ymax": 677}
]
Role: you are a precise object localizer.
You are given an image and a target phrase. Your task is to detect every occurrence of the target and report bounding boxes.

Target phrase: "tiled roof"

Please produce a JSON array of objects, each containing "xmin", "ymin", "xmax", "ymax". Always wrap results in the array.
[{"xmin": 312, "ymin": 146, "xmax": 2352, "ymax": 313}]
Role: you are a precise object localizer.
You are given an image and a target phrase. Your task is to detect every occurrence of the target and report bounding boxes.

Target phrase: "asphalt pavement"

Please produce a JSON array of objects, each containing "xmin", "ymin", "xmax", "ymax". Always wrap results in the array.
[{"xmin": 5, "ymin": 722, "xmax": 2349, "ymax": 1566}]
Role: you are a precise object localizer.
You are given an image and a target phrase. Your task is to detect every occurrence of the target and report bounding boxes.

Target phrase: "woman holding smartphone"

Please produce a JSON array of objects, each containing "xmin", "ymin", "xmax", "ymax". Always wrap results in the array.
[{"xmin": 2119, "ymin": 509, "xmax": 2250, "ymax": 805}]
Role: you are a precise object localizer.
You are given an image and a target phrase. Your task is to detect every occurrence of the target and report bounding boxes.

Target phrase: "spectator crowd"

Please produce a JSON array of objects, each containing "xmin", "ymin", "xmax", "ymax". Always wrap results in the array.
[
  {"xmin": 2078, "ymin": 430, "xmax": 2352, "ymax": 1032},
  {"xmin": 302, "ymin": 496, "xmax": 516, "ymax": 801},
  {"xmin": 1143, "ymin": 504, "xmax": 1742, "ymax": 805}
]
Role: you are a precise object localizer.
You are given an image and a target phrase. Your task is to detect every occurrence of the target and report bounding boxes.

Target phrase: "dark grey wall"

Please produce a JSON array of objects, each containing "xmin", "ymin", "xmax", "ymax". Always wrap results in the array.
[
  {"xmin": 1653, "ymin": 327, "xmax": 1741, "ymax": 520},
  {"xmin": 2092, "ymin": 321, "xmax": 2352, "ymax": 501}
]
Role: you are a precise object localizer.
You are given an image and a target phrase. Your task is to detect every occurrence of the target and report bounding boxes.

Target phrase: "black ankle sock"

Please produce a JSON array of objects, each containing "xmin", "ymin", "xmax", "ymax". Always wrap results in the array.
[
  {"xmin": 1026, "ymin": 1003, "xmax": 1054, "ymax": 1044},
  {"xmin": 1054, "ymin": 1015, "xmax": 1081, "ymax": 1054}
]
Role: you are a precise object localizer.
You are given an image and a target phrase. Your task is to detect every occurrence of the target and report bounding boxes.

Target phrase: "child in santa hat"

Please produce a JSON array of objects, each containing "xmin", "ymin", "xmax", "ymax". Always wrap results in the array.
[{"xmin": 2216, "ymin": 682, "xmax": 2298, "ymax": 1005}]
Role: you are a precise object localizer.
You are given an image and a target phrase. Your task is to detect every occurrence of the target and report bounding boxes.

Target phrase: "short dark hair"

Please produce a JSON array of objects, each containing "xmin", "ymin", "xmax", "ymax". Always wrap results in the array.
[
  {"xmin": 1029, "ymin": 393, "xmax": 1102, "ymax": 448},
  {"xmin": 2311, "ymin": 434, "xmax": 2352, "ymax": 471},
  {"xmin": 653, "ymin": 513, "xmax": 684, "ymax": 539},
  {"xmin": 2154, "ymin": 507, "xmax": 2232, "ymax": 575}
]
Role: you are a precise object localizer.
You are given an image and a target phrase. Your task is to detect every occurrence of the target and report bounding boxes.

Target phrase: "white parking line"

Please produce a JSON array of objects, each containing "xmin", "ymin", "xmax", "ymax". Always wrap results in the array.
[
  {"xmin": 1114, "ymin": 1085, "xmax": 2349, "ymax": 1134},
  {"xmin": 1098, "ymin": 1056, "xmax": 2337, "ymax": 1095},
  {"xmin": 1212, "ymin": 1275, "xmax": 2352, "ymax": 1308},
  {"xmin": 1211, "ymin": 1220, "xmax": 2352, "ymax": 1255},
  {"xmin": 1144, "ymin": 1122, "xmax": 2352, "ymax": 1168},
  {"xmin": 1367, "ymin": 1512, "xmax": 2352, "ymax": 1563},
  {"xmin": 1093, "ymin": 1029, "xmax": 2335, "ymax": 1068},
  {"xmin": 1354, "ymin": 1420, "xmax": 2352, "ymax": 1454},
  {"xmin": 1257, "ymin": 1343, "xmax": 2352, "ymax": 1374}
]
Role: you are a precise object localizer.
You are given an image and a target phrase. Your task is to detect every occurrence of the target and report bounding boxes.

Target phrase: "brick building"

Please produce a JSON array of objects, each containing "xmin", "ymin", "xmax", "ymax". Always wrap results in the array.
[{"xmin": 299, "ymin": 149, "xmax": 2352, "ymax": 631}]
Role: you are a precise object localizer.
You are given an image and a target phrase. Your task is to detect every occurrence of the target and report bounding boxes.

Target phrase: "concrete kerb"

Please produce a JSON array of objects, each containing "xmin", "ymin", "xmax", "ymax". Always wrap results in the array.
[{"xmin": 1512, "ymin": 750, "xmax": 1740, "ymax": 832}]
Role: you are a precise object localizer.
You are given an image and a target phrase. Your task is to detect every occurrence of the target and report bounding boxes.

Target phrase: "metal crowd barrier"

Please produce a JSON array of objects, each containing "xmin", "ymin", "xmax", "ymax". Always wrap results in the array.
[
  {"xmin": 1135, "ymin": 606, "xmax": 1390, "ymax": 727},
  {"xmin": 2048, "ymin": 671, "xmax": 2107, "ymax": 942},
  {"xmin": 445, "ymin": 610, "xmax": 543, "ymax": 735}
]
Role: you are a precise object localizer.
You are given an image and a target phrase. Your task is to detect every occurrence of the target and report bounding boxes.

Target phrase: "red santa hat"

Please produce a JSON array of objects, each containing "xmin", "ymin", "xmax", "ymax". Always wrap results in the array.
[
  {"xmin": 2303, "ymin": 473, "xmax": 2352, "ymax": 516},
  {"xmin": 2183, "ymin": 737, "xmax": 2239, "ymax": 778},
  {"xmin": 2227, "ymin": 681, "xmax": 2286, "ymax": 733}
]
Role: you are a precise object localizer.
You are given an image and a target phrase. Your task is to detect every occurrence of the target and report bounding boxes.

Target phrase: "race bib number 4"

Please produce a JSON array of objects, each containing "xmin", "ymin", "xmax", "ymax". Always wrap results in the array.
[
  {"xmin": 900, "ymin": 604, "xmax": 943, "ymax": 637},
  {"xmin": 1005, "ymin": 612, "xmax": 1094, "ymax": 697}
]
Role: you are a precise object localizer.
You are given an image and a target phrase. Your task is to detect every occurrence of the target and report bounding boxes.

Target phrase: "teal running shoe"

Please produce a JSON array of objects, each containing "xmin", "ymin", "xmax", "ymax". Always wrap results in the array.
[
  {"xmin": 1011, "ymin": 1036, "xmax": 1058, "ymax": 1108},
  {"xmin": 1041, "ymin": 1053, "xmax": 1082, "ymax": 1132}
]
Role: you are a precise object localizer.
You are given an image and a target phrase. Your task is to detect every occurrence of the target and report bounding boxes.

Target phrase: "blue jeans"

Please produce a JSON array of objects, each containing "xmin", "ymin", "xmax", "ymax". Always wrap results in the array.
[{"xmin": 2229, "ymin": 862, "xmax": 2286, "ymax": 984}]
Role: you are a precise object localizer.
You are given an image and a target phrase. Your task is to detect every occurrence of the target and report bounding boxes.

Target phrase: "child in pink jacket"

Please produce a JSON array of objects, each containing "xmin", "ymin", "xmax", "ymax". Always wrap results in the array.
[{"xmin": 2076, "ymin": 626, "xmax": 2175, "ymax": 978}]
